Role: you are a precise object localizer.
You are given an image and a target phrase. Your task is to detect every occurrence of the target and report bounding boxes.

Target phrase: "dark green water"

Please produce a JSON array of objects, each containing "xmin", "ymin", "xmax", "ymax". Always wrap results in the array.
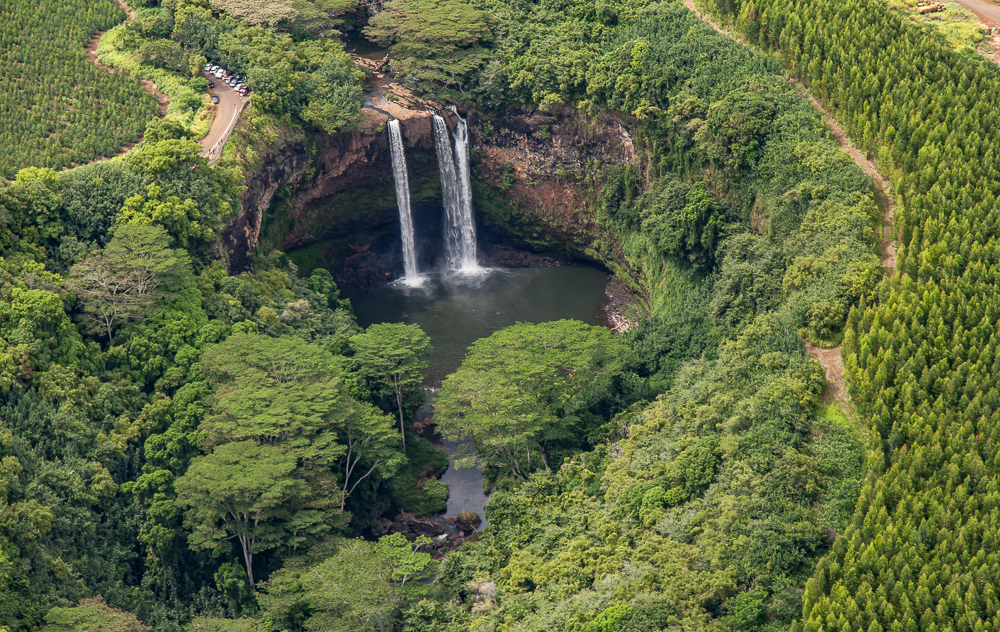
[{"xmin": 352, "ymin": 266, "xmax": 611, "ymax": 382}]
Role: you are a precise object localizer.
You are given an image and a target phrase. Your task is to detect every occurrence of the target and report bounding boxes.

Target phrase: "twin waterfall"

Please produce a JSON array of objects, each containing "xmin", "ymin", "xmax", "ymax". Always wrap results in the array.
[{"xmin": 387, "ymin": 111, "xmax": 479, "ymax": 284}]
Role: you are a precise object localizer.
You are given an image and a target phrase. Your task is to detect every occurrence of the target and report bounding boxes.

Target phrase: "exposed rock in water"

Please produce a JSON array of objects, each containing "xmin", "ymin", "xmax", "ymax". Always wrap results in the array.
[
  {"xmin": 384, "ymin": 511, "xmax": 445, "ymax": 538},
  {"xmin": 456, "ymin": 509, "xmax": 482, "ymax": 532}
]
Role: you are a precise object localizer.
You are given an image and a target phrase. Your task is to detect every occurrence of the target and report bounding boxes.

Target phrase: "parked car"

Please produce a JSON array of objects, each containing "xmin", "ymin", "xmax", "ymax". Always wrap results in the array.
[
  {"xmin": 210, "ymin": 65, "xmax": 219, "ymax": 72},
  {"xmin": 208, "ymin": 80, "xmax": 215, "ymax": 88},
  {"xmin": 238, "ymin": 87, "xmax": 249, "ymax": 96},
  {"xmin": 204, "ymin": 63, "xmax": 212, "ymax": 71},
  {"xmin": 211, "ymin": 95, "xmax": 219, "ymax": 104}
]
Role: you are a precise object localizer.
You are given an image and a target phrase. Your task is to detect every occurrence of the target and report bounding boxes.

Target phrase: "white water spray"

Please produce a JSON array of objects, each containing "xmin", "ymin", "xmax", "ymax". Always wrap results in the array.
[
  {"xmin": 433, "ymin": 113, "xmax": 473, "ymax": 270},
  {"xmin": 388, "ymin": 119, "xmax": 421, "ymax": 283},
  {"xmin": 441, "ymin": 107, "xmax": 479, "ymax": 272}
]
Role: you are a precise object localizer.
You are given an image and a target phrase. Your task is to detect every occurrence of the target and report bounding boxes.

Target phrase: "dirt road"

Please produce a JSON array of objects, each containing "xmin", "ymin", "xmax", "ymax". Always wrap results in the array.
[
  {"xmin": 681, "ymin": 0, "xmax": 897, "ymax": 270},
  {"xmin": 200, "ymin": 73, "xmax": 249, "ymax": 162},
  {"xmin": 679, "ymin": 0, "xmax": 905, "ymax": 412},
  {"xmin": 953, "ymin": 0, "xmax": 1000, "ymax": 27},
  {"xmin": 796, "ymin": 89, "xmax": 897, "ymax": 271}
]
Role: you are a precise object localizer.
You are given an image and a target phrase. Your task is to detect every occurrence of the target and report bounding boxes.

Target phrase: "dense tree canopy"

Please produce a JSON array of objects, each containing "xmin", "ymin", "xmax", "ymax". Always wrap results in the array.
[
  {"xmin": 436, "ymin": 320, "xmax": 633, "ymax": 478},
  {"xmin": 364, "ymin": 0, "xmax": 492, "ymax": 92},
  {"xmin": 3, "ymin": 0, "xmax": 997, "ymax": 629},
  {"xmin": 351, "ymin": 323, "xmax": 432, "ymax": 451}
]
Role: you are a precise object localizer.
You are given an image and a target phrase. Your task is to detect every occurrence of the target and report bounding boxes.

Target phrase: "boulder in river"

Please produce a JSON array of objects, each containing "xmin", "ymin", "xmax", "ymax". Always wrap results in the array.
[
  {"xmin": 387, "ymin": 511, "xmax": 445, "ymax": 538},
  {"xmin": 456, "ymin": 509, "xmax": 482, "ymax": 532}
]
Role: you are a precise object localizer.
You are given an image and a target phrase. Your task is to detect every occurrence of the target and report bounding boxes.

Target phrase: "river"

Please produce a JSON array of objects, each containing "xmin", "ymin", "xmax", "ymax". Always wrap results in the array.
[{"xmin": 352, "ymin": 265, "xmax": 611, "ymax": 528}]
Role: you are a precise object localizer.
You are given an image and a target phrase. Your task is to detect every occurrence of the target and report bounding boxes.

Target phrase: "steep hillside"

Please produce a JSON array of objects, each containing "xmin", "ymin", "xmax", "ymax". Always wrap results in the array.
[
  {"xmin": 4, "ymin": 0, "xmax": 997, "ymax": 630},
  {"xmin": 693, "ymin": 0, "xmax": 1000, "ymax": 629}
]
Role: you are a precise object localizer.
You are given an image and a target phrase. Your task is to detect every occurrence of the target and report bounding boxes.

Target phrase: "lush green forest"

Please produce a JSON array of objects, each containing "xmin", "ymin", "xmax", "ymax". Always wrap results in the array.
[
  {"xmin": 692, "ymin": 0, "xmax": 1000, "ymax": 630},
  {"xmin": 0, "ymin": 0, "xmax": 996, "ymax": 630},
  {"xmin": 0, "ymin": 0, "xmax": 160, "ymax": 176}
]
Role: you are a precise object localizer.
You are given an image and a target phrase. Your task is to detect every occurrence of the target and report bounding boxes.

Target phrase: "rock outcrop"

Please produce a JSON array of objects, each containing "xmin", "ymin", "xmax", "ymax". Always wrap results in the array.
[{"xmin": 470, "ymin": 107, "xmax": 640, "ymax": 262}]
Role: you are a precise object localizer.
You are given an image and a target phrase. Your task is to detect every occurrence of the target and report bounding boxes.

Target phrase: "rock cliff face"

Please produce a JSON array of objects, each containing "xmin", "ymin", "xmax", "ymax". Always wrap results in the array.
[
  {"xmin": 469, "ymin": 107, "xmax": 639, "ymax": 263},
  {"xmin": 222, "ymin": 94, "xmax": 641, "ymax": 295}
]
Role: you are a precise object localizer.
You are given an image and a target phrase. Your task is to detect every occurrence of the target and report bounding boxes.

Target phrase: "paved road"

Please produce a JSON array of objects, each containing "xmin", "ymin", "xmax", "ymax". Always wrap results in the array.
[
  {"xmin": 200, "ymin": 71, "xmax": 249, "ymax": 161},
  {"xmin": 953, "ymin": 0, "xmax": 1000, "ymax": 27}
]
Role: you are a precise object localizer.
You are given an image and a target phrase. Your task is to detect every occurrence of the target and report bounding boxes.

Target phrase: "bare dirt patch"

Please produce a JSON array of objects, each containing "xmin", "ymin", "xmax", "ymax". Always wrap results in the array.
[
  {"xmin": 804, "ymin": 343, "xmax": 850, "ymax": 409},
  {"xmin": 602, "ymin": 276, "xmax": 641, "ymax": 333},
  {"xmin": 141, "ymin": 80, "xmax": 169, "ymax": 115}
]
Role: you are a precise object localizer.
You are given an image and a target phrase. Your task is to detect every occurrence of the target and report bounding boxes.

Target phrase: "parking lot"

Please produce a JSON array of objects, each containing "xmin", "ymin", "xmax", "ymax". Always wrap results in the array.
[{"xmin": 199, "ymin": 65, "xmax": 250, "ymax": 161}]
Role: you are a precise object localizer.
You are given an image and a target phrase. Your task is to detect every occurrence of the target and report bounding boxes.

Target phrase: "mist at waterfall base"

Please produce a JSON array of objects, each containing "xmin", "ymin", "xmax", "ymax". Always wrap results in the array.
[
  {"xmin": 353, "ymin": 265, "xmax": 610, "ymax": 527},
  {"xmin": 354, "ymin": 266, "xmax": 610, "ymax": 382}
]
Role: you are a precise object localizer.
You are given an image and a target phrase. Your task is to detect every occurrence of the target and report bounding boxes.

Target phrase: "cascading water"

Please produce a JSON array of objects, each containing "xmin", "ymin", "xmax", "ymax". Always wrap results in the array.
[
  {"xmin": 432, "ymin": 113, "xmax": 470, "ymax": 270},
  {"xmin": 387, "ymin": 118, "xmax": 421, "ymax": 283},
  {"xmin": 443, "ymin": 107, "xmax": 479, "ymax": 271}
]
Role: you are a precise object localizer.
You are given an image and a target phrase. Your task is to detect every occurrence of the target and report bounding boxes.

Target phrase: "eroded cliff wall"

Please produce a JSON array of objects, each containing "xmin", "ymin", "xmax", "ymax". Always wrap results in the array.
[
  {"xmin": 222, "ymin": 99, "xmax": 642, "ymax": 295},
  {"xmin": 469, "ymin": 107, "xmax": 640, "ymax": 268}
]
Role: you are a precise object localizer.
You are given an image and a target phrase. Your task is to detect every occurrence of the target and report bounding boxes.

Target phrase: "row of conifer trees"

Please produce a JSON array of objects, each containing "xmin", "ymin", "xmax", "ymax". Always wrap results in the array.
[{"xmin": 703, "ymin": 0, "xmax": 1000, "ymax": 629}]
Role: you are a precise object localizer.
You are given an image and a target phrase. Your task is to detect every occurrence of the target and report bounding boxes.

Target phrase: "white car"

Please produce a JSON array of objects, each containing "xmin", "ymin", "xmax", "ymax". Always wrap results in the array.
[{"xmin": 204, "ymin": 63, "xmax": 212, "ymax": 71}]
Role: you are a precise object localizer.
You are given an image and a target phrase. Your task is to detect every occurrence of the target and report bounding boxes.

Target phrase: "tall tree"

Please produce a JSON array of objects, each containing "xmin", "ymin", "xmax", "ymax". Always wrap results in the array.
[
  {"xmin": 259, "ymin": 539, "xmax": 399, "ymax": 632},
  {"xmin": 436, "ymin": 320, "xmax": 630, "ymax": 477},
  {"xmin": 374, "ymin": 532, "xmax": 432, "ymax": 587},
  {"xmin": 69, "ymin": 224, "xmax": 187, "ymax": 344},
  {"xmin": 351, "ymin": 323, "xmax": 432, "ymax": 451},
  {"xmin": 336, "ymin": 401, "xmax": 404, "ymax": 513},
  {"xmin": 174, "ymin": 440, "xmax": 313, "ymax": 589},
  {"xmin": 181, "ymin": 333, "xmax": 407, "ymax": 583}
]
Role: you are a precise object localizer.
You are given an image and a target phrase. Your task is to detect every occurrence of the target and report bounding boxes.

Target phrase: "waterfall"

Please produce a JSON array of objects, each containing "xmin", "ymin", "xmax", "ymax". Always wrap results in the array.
[
  {"xmin": 388, "ymin": 119, "xmax": 421, "ymax": 282},
  {"xmin": 452, "ymin": 112, "xmax": 479, "ymax": 271},
  {"xmin": 432, "ymin": 113, "xmax": 469, "ymax": 270},
  {"xmin": 436, "ymin": 107, "xmax": 479, "ymax": 272}
]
